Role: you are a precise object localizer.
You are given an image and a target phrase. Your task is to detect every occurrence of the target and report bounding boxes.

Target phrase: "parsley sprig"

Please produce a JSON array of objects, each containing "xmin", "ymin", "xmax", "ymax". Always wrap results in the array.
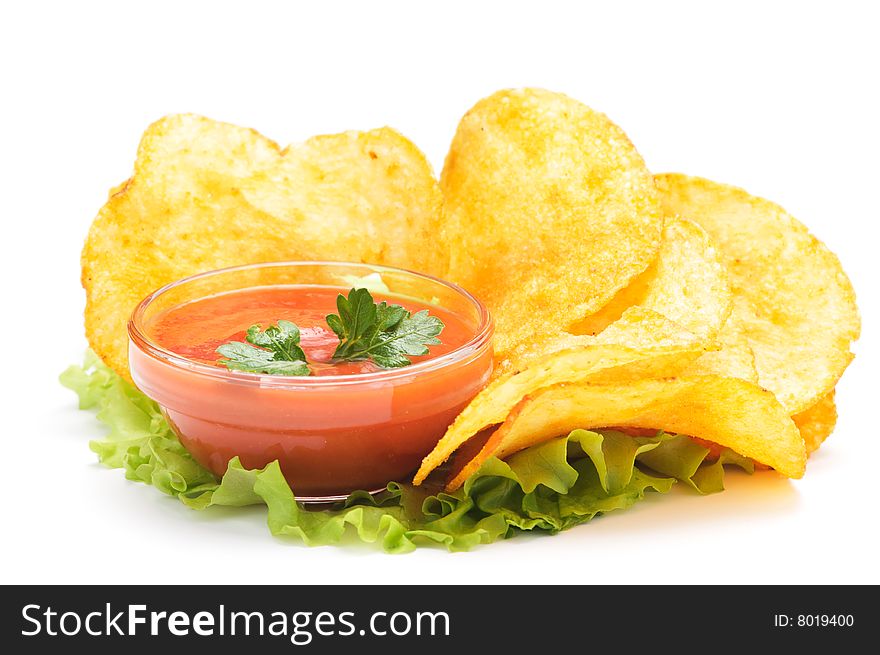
[
  {"xmin": 327, "ymin": 288, "xmax": 444, "ymax": 369},
  {"xmin": 215, "ymin": 288, "xmax": 445, "ymax": 375},
  {"xmin": 216, "ymin": 320, "xmax": 310, "ymax": 376}
]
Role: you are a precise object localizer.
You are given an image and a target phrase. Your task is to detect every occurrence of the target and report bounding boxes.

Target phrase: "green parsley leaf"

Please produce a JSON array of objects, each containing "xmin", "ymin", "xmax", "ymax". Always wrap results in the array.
[
  {"xmin": 327, "ymin": 288, "xmax": 444, "ymax": 368},
  {"xmin": 245, "ymin": 320, "xmax": 306, "ymax": 362},
  {"xmin": 216, "ymin": 321, "xmax": 310, "ymax": 376}
]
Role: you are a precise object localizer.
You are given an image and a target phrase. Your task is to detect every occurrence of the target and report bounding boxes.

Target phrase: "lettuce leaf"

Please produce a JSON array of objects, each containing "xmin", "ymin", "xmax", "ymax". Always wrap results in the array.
[{"xmin": 60, "ymin": 352, "xmax": 751, "ymax": 552}]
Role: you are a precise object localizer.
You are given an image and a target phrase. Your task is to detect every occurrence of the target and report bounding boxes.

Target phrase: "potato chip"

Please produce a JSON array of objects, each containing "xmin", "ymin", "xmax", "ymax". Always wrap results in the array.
[
  {"xmin": 496, "ymin": 216, "xmax": 726, "ymax": 377},
  {"xmin": 446, "ymin": 375, "xmax": 806, "ymax": 489},
  {"xmin": 682, "ymin": 344, "xmax": 758, "ymax": 383},
  {"xmin": 564, "ymin": 267, "xmax": 651, "ymax": 338},
  {"xmin": 655, "ymin": 174, "xmax": 859, "ymax": 413},
  {"xmin": 574, "ymin": 218, "xmax": 732, "ymax": 341},
  {"xmin": 413, "ymin": 337, "xmax": 706, "ymax": 485},
  {"xmin": 595, "ymin": 306, "xmax": 709, "ymax": 352},
  {"xmin": 440, "ymin": 88, "xmax": 663, "ymax": 363},
  {"xmin": 793, "ymin": 390, "xmax": 837, "ymax": 454},
  {"xmin": 83, "ymin": 114, "xmax": 442, "ymax": 379},
  {"xmin": 240, "ymin": 131, "xmax": 446, "ymax": 275},
  {"xmin": 503, "ymin": 306, "xmax": 707, "ymax": 373},
  {"xmin": 498, "ymin": 217, "xmax": 730, "ymax": 374},
  {"xmin": 681, "ymin": 315, "xmax": 759, "ymax": 383}
]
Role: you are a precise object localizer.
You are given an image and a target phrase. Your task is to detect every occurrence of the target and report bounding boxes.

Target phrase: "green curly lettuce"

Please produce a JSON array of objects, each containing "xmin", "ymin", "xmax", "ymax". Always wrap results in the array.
[{"xmin": 60, "ymin": 352, "xmax": 752, "ymax": 553}]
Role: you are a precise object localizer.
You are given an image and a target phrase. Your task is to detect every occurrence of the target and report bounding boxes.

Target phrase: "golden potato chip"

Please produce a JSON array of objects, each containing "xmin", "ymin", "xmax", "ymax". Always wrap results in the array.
[
  {"xmin": 498, "ymin": 218, "xmax": 730, "ymax": 374},
  {"xmin": 504, "ymin": 306, "xmax": 706, "ymax": 373},
  {"xmin": 564, "ymin": 267, "xmax": 651, "ymax": 338},
  {"xmin": 655, "ymin": 174, "xmax": 859, "ymax": 413},
  {"xmin": 682, "ymin": 344, "xmax": 758, "ymax": 383},
  {"xmin": 83, "ymin": 114, "xmax": 442, "ymax": 379},
  {"xmin": 440, "ymin": 88, "xmax": 663, "ymax": 363},
  {"xmin": 574, "ymin": 218, "xmax": 732, "ymax": 341},
  {"xmin": 594, "ymin": 307, "xmax": 706, "ymax": 349},
  {"xmin": 681, "ymin": 315, "xmax": 759, "ymax": 383},
  {"xmin": 240, "ymin": 131, "xmax": 446, "ymax": 275},
  {"xmin": 793, "ymin": 390, "xmax": 837, "ymax": 454},
  {"xmin": 446, "ymin": 375, "xmax": 806, "ymax": 489},
  {"xmin": 413, "ymin": 337, "xmax": 705, "ymax": 485}
]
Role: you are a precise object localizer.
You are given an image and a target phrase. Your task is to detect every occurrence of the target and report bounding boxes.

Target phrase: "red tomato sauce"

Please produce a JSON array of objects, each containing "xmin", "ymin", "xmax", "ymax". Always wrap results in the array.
[{"xmin": 146, "ymin": 286, "xmax": 472, "ymax": 375}]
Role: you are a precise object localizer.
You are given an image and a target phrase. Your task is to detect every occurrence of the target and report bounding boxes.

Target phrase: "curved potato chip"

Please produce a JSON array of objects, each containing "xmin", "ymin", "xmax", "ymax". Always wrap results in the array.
[
  {"xmin": 594, "ymin": 307, "xmax": 705, "ymax": 349},
  {"xmin": 413, "ymin": 334, "xmax": 705, "ymax": 485},
  {"xmin": 497, "ymin": 216, "xmax": 728, "ymax": 374},
  {"xmin": 681, "ymin": 315, "xmax": 758, "ymax": 383},
  {"xmin": 792, "ymin": 390, "xmax": 837, "ymax": 454},
  {"xmin": 440, "ymin": 88, "xmax": 662, "ymax": 362},
  {"xmin": 503, "ymin": 306, "xmax": 707, "ymax": 373},
  {"xmin": 447, "ymin": 375, "xmax": 806, "ymax": 489},
  {"xmin": 498, "ymin": 217, "xmax": 731, "ymax": 374},
  {"xmin": 240, "ymin": 130, "xmax": 445, "ymax": 276},
  {"xmin": 498, "ymin": 220, "xmax": 731, "ymax": 372},
  {"xmin": 655, "ymin": 173, "xmax": 859, "ymax": 413},
  {"xmin": 682, "ymin": 344, "xmax": 757, "ymax": 383},
  {"xmin": 83, "ymin": 115, "xmax": 442, "ymax": 379},
  {"xmin": 574, "ymin": 218, "xmax": 732, "ymax": 341}
]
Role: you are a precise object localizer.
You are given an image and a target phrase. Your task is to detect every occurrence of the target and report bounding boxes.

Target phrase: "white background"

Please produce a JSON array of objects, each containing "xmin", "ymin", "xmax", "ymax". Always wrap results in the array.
[{"xmin": 2, "ymin": 1, "xmax": 878, "ymax": 584}]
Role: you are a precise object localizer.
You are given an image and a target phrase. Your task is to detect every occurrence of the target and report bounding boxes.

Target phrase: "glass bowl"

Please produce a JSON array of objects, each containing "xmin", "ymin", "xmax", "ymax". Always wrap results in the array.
[{"xmin": 128, "ymin": 261, "xmax": 493, "ymax": 502}]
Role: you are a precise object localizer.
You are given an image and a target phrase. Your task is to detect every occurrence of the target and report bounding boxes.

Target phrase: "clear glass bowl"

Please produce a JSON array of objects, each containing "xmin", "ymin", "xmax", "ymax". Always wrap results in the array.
[{"xmin": 128, "ymin": 261, "xmax": 494, "ymax": 502}]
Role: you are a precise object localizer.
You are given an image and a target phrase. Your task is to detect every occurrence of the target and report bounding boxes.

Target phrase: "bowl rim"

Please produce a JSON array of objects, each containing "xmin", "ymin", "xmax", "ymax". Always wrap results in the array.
[{"xmin": 128, "ymin": 260, "xmax": 494, "ymax": 388}]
